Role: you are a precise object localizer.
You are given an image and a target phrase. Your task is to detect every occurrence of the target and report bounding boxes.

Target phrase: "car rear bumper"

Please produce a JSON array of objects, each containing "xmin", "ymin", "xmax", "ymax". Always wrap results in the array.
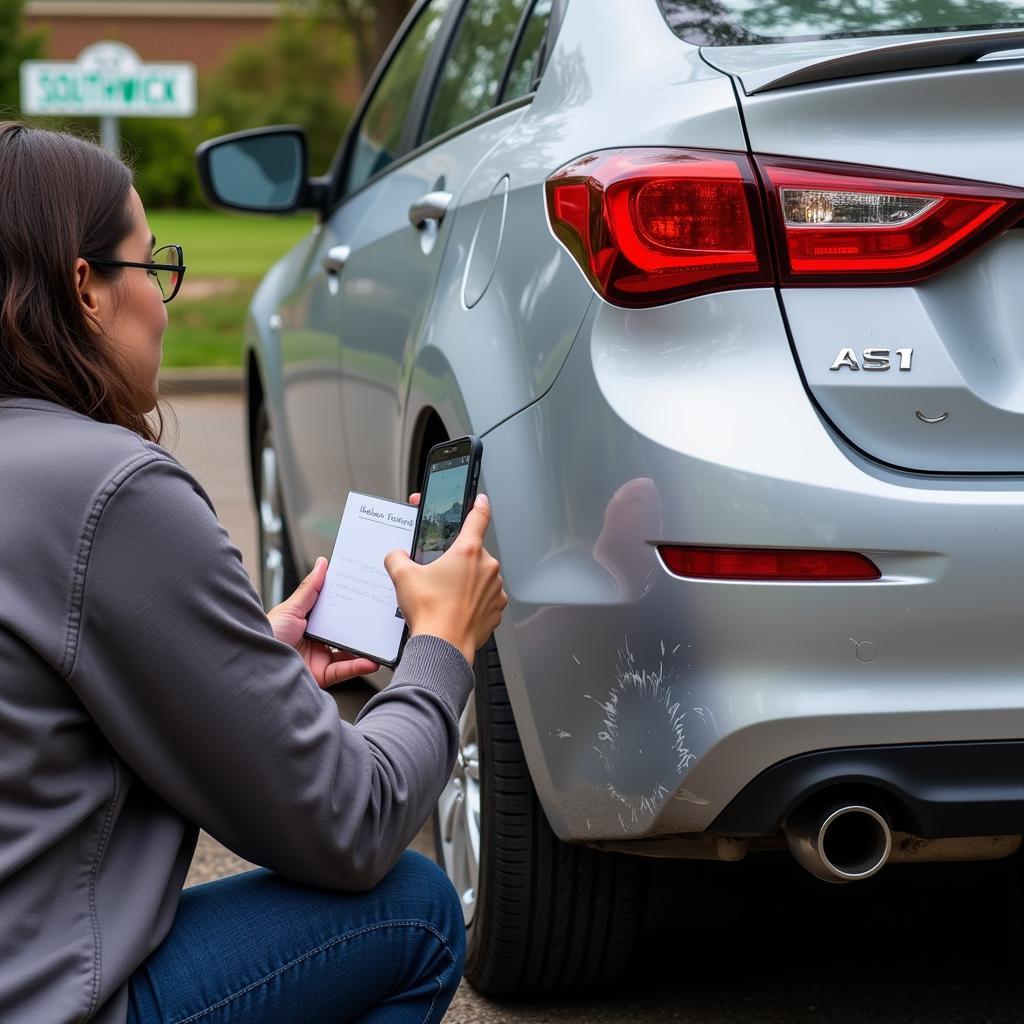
[
  {"xmin": 481, "ymin": 288, "xmax": 1024, "ymax": 844},
  {"xmin": 709, "ymin": 740, "xmax": 1024, "ymax": 839}
]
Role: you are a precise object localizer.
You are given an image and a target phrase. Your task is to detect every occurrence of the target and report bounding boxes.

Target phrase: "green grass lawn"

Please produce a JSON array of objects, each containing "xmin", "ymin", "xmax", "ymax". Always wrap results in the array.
[{"xmin": 148, "ymin": 209, "xmax": 316, "ymax": 367}]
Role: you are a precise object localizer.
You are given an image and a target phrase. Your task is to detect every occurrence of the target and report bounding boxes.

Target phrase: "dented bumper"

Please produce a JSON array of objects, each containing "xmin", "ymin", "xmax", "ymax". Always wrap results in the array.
[{"xmin": 481, "ymin": 290, "xmax": 1024, "ymax": 843}]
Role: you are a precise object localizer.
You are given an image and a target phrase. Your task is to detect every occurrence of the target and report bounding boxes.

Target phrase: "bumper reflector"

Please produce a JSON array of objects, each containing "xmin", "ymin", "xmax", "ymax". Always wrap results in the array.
[{"xmin": 657, "ymin": 545, "xmax": 881, "ymax": 581}]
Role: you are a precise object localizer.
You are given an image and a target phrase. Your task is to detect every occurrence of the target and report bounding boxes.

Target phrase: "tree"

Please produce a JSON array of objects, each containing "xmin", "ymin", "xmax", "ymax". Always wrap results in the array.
[
  {"xmin": 97, "ymin": 7, "xmax": 357, "ymax": 208},
  {"xmin": 0, "ymin": 0, "xmax": 45, "ymax": 115},
  {"xmin": 197, "ymin": 12, "xmax": 355, "ymax": 177},
  {"xmin": 317, "ymin": 0, "xmax": 416, "ymax": 87}
]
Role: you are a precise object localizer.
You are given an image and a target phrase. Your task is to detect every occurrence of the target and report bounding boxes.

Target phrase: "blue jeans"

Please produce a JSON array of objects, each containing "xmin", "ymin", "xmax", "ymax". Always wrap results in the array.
[{"xmin": 126, "ymin": 851, "xmax": 466, "ymax": 1024}]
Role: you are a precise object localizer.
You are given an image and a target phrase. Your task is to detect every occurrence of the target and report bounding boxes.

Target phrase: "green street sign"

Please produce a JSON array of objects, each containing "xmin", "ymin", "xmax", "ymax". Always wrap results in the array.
[{"xmin": 21, "ymin": 42, "xmax": 196, "ymax": 117}]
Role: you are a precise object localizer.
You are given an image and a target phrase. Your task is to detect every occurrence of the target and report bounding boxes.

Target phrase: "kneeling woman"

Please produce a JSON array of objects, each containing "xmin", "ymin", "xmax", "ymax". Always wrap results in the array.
[{"xmin": 0, "ymin": 121, "xmax": 506, "ymax": 1024}]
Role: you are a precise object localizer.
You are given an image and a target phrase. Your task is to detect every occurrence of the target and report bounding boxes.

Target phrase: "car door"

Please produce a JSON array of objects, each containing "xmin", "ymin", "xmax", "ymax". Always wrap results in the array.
[
  {"xmin": 272, "ymin": 0, "xmax": 455, "ymax": 563},
  {"xmin": 332, "ymin": 0, "xmax": 535, "ymax": 500}
]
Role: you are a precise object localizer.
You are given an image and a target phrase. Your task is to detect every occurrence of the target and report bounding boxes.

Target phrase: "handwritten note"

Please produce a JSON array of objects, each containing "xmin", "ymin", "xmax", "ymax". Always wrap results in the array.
[{"xmin": 305, "ymin": 491, "xmax": 416, "ymax": 665}]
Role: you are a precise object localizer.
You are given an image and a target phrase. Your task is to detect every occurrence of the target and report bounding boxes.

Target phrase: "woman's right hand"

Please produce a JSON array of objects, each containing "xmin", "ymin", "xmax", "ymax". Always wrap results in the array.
[{"xmin": 384, "ymin": 494, "xmax": 507, "ymax": 666}]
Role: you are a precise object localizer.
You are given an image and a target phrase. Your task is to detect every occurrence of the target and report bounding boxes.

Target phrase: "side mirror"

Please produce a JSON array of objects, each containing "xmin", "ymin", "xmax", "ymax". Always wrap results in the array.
[{"xmin": 196, "ymin": 126, "xmax": 321, "ymax": 214}]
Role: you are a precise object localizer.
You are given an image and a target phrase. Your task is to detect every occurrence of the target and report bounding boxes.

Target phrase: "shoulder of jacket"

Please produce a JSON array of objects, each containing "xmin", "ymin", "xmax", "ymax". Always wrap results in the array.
[{"xmin": 0, "ymin": 397, "xmax": 188, "ymax": 488}]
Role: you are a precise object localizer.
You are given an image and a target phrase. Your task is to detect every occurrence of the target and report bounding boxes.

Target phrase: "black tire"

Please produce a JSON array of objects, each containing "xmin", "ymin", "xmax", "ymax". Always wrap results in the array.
[
  {"xmin": 460, "ymin": 638, "xmax": 650, "ymax": 997},
  {"xmin": 253, "ymin": 405, "xmax": 300, "ymax": 609}
]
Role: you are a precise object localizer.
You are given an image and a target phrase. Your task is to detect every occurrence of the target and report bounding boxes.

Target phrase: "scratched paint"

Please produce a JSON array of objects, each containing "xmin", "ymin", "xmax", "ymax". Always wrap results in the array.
[{"xmin": 586, "ymin": 639, "xmax": 709, "ymax": 832}]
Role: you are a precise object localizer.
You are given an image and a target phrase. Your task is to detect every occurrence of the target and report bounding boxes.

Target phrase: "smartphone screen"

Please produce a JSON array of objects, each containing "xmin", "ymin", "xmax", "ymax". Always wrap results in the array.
[{"xmin": 413, "ymin": 439, "xmax": 481, "ymax": 565}]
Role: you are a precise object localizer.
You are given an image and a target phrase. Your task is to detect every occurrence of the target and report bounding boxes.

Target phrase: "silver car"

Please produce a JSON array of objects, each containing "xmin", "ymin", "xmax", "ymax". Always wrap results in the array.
[{"xmin": 196, "ymin": 0, "xmax": 1024, "ymax": 996}]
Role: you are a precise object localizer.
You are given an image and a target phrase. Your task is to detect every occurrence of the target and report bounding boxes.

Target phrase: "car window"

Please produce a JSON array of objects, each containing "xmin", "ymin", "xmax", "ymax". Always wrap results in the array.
[
  {"xmin": 501, "ymin": 0, "xmax": 553, "ymax": 102},
  {"xmin": 657, "ymin": 0, "xmax": 1024, "ymax": 45},
  {"xmin": 423, "ymin": 0, "xmax": 530, "ymax": 142},
  {"xmin": 345, "ymin": 0, "xmax": 453, "ymax": 195}
]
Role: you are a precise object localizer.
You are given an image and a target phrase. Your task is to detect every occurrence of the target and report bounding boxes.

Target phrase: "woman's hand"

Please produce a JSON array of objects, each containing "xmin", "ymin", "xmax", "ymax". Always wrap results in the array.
[
  {"xmin": 267, "ymin": 557, "xmax": 380, "ymax": 688},
  {"xmin": 384, "ymin": 493, "xmax": 507, "ymax": 666}
]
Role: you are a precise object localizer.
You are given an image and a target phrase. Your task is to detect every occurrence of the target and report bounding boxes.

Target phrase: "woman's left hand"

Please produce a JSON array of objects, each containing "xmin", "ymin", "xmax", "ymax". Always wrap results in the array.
[{"xmin": 267, "ymin": 557, "xmax": 380, "ymax": 688}]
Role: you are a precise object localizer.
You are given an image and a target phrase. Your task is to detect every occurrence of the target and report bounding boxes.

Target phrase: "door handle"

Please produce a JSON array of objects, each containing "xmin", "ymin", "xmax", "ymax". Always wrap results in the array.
[
  {"xmin": 408, "ymin": 191, "xmax": 454, "ymax": 228},
  {"xmin": 321, "ymin": 244, "xmax": 351, "ymax": 274}
]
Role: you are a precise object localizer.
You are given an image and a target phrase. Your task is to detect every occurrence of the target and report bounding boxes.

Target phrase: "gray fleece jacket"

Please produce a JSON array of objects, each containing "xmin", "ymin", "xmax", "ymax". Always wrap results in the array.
[{"xmin": 0, "ymin": 397, "xmax": 473, "ymax": 1024}]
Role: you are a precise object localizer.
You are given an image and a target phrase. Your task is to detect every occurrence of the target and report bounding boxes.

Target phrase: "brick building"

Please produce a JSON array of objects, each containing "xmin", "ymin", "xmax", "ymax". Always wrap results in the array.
[{"xmin": 24, "ymin": 1, "xmax": 285, "ymax": 74}]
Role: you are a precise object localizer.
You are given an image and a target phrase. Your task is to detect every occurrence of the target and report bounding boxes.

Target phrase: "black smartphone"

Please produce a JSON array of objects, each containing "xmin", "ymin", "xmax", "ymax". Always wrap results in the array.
[
  {"xmin": 409, "ymin": 436, "xmax": 484, "ymax": 566},
  {"xmin": 304, "ymin": 438, "xmax": 483, "ymax": 671}
]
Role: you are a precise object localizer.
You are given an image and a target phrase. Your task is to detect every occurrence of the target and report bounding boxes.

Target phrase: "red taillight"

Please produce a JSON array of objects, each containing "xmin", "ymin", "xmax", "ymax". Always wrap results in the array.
[
  {"xmin": 758, "ymin": 157, "xmax": 1024, "ymax": 285},
  {"xmin": 547, "ymin": 148, "xmax": 1024, "ymax": 306},
  {"xmin": 657, "ymin": 545, "xmax": 881, "ymax": 581},
  {"xmin": 545, "ymin": 149, "xmax": 772, "ymax": 306}
]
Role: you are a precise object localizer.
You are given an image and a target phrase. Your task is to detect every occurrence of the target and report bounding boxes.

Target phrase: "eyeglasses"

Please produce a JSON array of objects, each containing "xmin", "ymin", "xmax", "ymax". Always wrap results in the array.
[{"xmin": 82, "ymin": 243, "xmax": 186, "ymax": 303}]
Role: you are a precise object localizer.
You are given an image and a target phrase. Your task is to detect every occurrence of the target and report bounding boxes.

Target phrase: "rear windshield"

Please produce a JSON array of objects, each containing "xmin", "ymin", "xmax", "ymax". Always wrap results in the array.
[{"xmin": 657, "ymin": 0, "xmax": 1024, "ymax": 45}]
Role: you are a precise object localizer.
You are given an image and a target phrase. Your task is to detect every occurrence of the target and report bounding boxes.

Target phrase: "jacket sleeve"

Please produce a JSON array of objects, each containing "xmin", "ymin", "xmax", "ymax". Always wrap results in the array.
[{"xmin": 65, "ymin": 454, "xmax": 474, "ymax": 891}]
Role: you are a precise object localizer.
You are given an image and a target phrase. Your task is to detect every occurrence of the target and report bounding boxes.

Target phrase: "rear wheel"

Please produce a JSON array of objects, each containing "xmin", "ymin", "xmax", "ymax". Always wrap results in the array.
[
  {"xmin": 436, "ymin": 638, "xmax": 649, "ymax": 996},
  {"xmin": 253, "ymin": 405, "xmax": 299, "ymax": 609}
]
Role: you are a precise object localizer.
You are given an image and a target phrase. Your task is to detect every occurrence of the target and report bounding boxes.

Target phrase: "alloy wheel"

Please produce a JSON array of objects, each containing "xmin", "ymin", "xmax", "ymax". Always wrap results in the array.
[
  {"xmin": 437, "ymin": 698, "xmax": 481, "ymax": 924},
  {"xmin": 258, "ymin": 433, "xmax": 287, "ymax": 608}
]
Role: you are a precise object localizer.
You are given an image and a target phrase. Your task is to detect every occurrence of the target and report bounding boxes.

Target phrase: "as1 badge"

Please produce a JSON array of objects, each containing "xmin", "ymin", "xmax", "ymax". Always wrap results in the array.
[{"xmin": 830, "ymin": 347, "xmax": 913, "ymax": 372}]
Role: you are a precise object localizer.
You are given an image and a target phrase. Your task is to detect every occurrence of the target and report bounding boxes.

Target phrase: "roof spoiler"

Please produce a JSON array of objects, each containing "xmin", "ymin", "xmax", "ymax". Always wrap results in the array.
[{"xmin": 714, "ymin": 28, "xmax": 1024, "ymax": 94}]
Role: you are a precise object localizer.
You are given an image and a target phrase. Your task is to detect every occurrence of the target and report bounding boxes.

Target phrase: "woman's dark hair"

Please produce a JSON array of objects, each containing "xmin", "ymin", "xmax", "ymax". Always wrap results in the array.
[{"xmin": 0, "ymin": 120, "xmax": 165, "ymax": 442}]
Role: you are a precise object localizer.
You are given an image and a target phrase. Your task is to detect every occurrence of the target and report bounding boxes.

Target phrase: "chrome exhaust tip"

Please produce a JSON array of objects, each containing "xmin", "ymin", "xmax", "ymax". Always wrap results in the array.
[{"xmin": 784, "ymin": 802, "xmax": 893, "ymax": 883}]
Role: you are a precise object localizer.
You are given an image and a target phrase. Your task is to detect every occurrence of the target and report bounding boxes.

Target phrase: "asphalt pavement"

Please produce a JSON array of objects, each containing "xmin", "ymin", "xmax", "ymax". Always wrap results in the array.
[{"xmin": 166, "ymin": 389, "xmax": 1024, "ymax": 1024}]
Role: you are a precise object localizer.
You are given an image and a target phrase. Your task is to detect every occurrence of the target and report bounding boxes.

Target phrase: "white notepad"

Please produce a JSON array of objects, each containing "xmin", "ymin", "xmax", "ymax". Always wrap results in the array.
[{"xmin": 305, "ymin": 491, "xmax": 417, "ymax": 666}]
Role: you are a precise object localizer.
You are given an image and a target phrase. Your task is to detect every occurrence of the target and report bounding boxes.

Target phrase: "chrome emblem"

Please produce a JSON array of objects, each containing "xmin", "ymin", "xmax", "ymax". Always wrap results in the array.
[{"xmin": 830, "ymin": 347, "xmax": 913, "ymax": 372}]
